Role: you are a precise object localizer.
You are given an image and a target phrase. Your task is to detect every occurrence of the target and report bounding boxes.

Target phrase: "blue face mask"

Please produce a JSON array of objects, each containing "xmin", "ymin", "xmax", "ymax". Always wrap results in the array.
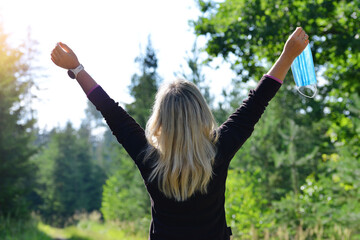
[{"xmin": 291, "ymin": 44, "xmax": 317, "ymax": 98}]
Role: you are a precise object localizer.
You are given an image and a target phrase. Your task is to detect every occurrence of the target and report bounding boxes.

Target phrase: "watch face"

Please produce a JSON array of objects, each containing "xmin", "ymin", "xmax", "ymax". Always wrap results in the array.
[{"xmin": 68, "ymin": 70, "xmax": 76, "ymax": 79}]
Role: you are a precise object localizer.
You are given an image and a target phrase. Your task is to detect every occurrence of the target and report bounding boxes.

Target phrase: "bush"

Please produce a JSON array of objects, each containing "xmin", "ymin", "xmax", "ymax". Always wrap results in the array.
[
  {"xmin": 101, "ymin": 156, "xmax": 150, "ymax": 222},
  {"xmin": 225, "ymin": 169, "xmax": 273, "ymax": 238}
]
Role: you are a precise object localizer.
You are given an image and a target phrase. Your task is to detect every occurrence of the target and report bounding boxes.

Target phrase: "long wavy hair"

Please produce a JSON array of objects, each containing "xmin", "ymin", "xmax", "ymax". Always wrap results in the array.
[{"xmin": 145, "ymin": 79, "xmax": 218, "ymax": 201}]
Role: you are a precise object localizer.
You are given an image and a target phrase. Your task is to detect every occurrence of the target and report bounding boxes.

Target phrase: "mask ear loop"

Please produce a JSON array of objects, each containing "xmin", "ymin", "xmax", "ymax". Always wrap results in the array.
[{"xmin": 297, "ymin": 85, "xmax": 317, "ymax": 98}]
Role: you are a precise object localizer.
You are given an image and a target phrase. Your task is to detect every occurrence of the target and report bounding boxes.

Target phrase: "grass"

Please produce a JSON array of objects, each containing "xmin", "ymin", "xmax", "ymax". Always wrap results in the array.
[
  {"xmin": 0, "ymin": 216, "xmax": 52, "ymax": 240},
  {"xmin": 0, "ymin": 212, "xmax": 148, "ymax": 240},
  {"xmin": 230, "ymin": 224, "xmax": 360, "ymax": 240},
  {"xmin": 38, "ymin": 220, "xmax": 148, "ymax": 240},
  {"xmin": 2, "ymin": 213, "xmax": 359, "ymax": 240}
]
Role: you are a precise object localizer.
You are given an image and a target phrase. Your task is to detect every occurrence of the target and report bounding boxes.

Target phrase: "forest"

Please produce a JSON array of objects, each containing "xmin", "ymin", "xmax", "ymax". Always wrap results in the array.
[{"xmin": 0, "ymin": 0, "xmax": 359, "ymax": 239}]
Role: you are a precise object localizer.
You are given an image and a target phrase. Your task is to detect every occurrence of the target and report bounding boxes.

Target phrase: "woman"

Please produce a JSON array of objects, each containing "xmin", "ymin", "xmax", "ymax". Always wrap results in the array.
[{"xmin": 51, "ymin": 27, "xmax": 309, "ymax": 240}]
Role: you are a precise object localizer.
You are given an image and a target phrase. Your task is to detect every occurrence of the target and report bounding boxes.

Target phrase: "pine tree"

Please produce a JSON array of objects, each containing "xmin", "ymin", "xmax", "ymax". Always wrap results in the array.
[
  {"xmin": 0, "ymin": 26, "xmax": 37, "ymax": 218},
  {"xmin": 179, "ymin": 41, "xmax": 213, "ymax": 105},
  {"xmin": 33, "ymin": 122, "xmax": 106, "ymax": 226},
  {"xmin": 126, "ymin": 36, "xmax": 161, "ymax": 128}
]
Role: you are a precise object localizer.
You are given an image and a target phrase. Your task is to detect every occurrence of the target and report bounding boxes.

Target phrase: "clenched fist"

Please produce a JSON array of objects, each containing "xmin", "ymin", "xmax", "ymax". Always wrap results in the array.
[
  {"xmin": 282, "ymin": 27, "xmax": 309, "ymax": 61},
  {"xmin": 51, "ymin": 42, "xmax": 80, "ymax": 69}
]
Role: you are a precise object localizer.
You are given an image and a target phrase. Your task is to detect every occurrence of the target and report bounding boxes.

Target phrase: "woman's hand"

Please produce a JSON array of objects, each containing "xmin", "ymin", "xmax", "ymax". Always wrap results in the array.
[
  {"xmin": 50, "ymin": 42, "xmax": 98, "ymax": 95},
  {"xmin": 266, "ymin": 27, "xmax": 309, "ymax": 81},
  {"xmin": 51, "ymin": 42, "xmax": 80, "ymax": 69},
  {"xmin": 282, "ymin": 27, "xmax": 309, "ymax": 61}
]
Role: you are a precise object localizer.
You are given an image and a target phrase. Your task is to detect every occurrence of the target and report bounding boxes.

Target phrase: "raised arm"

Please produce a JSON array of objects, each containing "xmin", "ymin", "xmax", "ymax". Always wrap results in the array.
[
  {"xmin": 216, "ymin": 27, "xmax": 309, "ymax": 163},
  {"xmin": 267, "ymin": 27, "xmax": 309, "ymax": 81},
  {"xmin": 50, "ymin": 43, "xmax": 148, "ymax": 171},
  {"xmin": 50, "ymin": 42, "xmax": 97, "ymax": 94}
]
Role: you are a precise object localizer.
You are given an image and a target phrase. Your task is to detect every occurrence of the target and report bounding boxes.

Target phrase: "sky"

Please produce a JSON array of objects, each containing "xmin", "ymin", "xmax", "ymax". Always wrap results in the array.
[{"xmin": 0, "ymin": 0, "xmax": 235, "ymax": 131}]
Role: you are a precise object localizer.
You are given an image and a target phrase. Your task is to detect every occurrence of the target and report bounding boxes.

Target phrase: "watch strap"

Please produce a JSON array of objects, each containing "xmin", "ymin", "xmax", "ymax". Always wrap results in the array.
[{"xmin": 68, "ymin": 64, "xmax": 84, "ymax": 79}]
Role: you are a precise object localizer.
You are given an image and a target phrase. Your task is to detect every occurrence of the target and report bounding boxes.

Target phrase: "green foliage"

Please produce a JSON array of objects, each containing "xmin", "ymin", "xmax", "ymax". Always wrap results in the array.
[
  {"xmin": 178, "ymin": 40, "xmax": 214, "ymax": 105},
  {"xmin": 33, "ymin": 123, "xmax": 106, "ymax": 226},
  {"xmin": 101, "ymin": 146, "xmax": 150, "ymax": 221},
  {"xmin": 224, "ymin": 92, "xmax": 360, "ymax": 236},
  {"xmin": 189, "ymin": 2, "xmax": 360, "ymax": 236},
  {"xmin": 0, "ymin": 25, "xmax": 37, "ymax": 218},
  {"xmin": 0, "ymin": 215, "xmax": 53, "ymax": 240},
  {"xmin": 271, "ymin": 169, "xmax": 359, "ymax": 238},
  {"xmin": 211, "ymin": 79, "xmax": 248, "ymax": 124},
  {"xmin": 241, "ymin": 93, "xmax": 360, "ymax": 238},
  {"xmin": 126, "ymin": 36, "xmax": 160, "ymax": 128},
  {"xmin": 225, "ymin": 169, "xmax": 272, "ymax": 238},
  {"xmin": 193, "ymin": 0, "xmax": 360, "ymax": 93}
]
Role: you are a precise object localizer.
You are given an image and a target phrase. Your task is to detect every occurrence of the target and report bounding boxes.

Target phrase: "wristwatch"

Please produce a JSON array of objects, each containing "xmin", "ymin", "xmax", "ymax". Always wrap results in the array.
[{"xmin": 68, "ymin": 64, "xmax": 84, "ymax": 79}]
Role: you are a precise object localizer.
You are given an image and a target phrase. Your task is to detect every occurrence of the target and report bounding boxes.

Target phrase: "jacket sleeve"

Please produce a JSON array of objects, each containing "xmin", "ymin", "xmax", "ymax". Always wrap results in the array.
[
  {"xmin": 216, "ymin": 75, "xmax": 282, "ymax": 164},
  {"xmin": 87, "ymin": 86, "xmax": 148, "ymax": 165}
]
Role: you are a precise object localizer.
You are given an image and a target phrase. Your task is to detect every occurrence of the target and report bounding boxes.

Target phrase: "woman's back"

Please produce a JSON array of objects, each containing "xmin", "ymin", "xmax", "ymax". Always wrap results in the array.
[
  {"xmin": 86, "ymin": 75, "xmax": 281, "ymax": 239},
  {"xmin": 145, "ymin": 171, "xmax": 229, "ymax": 240}
]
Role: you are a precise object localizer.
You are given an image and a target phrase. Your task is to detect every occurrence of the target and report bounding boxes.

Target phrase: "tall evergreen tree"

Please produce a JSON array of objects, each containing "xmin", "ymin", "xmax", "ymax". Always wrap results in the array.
[
  {"xmin": 0, "ymin": 26, "xmax": 37, "ymax": 218},
  {"xmin": 126, "ymin": 36, "xmax": 161, "ymax": 128},
  {"xmin": 179, "ymin": 41, "xmax": 213, "ymax": 105},
  {"xmin": 33, "ymin": 123, "xmax": 105, "ymax": 226}
]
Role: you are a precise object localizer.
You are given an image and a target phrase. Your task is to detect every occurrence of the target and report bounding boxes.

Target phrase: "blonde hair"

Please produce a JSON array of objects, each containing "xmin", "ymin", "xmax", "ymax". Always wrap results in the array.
[{"xmin": 145, "ymin": 79, "xmax": 218, "ymax": 201}]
